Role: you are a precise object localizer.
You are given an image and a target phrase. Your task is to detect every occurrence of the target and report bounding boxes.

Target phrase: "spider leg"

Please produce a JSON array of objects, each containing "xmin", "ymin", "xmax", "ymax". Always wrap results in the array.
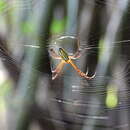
[
  {"xmin": 84, "ymin": 67, "xmax": 96, "ymax": 79},
  {"xmin": 86, "ymin": 68, "xmax": 88, "ymax": 75},
  {"xmin": 68, "ymin": 59, "xmax": 95, "ymax": 80},
  {"xmin": 70, "ymin": 49, "xmax": 82, "ymax": 59},
  {"xmin": 52, "ymin": 60, "xmax": 66, "ymax": 80},
  {"xmin": 49, "ymin": 48, "xmax": 61, "ymax": 59},
  {"xmin": 83, "ymin": 71, "xmax": 96, "ymax": 80}
]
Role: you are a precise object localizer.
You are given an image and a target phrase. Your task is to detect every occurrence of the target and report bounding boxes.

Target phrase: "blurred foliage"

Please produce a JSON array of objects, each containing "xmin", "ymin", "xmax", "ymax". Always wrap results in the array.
[
  {"xmin": 106, "ymin": 85, "xmax": 118, "ymax": 108},
  {"xmin": 0, "ymin": 0, "xmax": 7, "ymax": 12},
  {"xmin": 0, "ymin": 80, "xmax": 12, "ymax": 111},
  {"xmin": 98, "ymin": 38, "xmax": 105, "ymax": 60},
  {"xmin": 50, "ymin": 18, "xmax": 66, "ymax": 34},
  {"xmin": 21, "ymin": 21, "xmax": 36, "ymax": 34},
  {"xmin": 0, "ymin": 0, "xmax": 130, "ymax": 130}
]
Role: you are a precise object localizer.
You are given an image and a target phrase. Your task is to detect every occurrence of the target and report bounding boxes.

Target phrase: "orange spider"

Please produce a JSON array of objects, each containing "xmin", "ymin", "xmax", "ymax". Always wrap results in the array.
[{"xmin": 49, "ymin": 47, "xmax": 95, "ymax": 80}]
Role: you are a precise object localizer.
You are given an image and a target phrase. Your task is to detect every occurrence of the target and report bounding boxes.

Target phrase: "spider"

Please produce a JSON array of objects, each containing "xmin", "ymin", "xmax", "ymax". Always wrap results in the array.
[{"xmin": 49, "ymin": 46, "xmax": 95, "ymax": 80}]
